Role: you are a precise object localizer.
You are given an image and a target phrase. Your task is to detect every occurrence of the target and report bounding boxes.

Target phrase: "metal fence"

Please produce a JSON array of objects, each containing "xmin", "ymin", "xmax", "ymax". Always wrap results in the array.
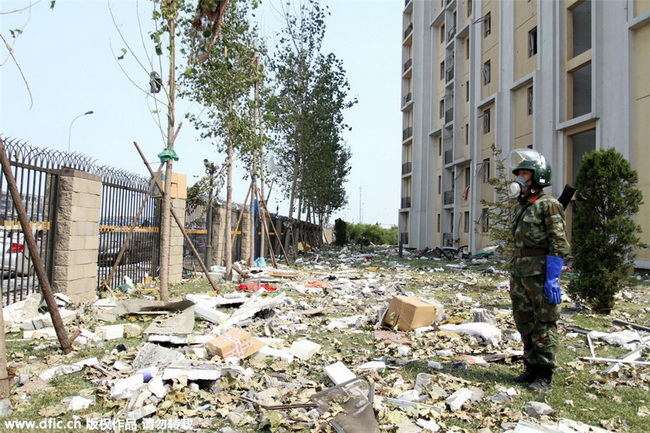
[
  {"xmin": 96, "ymin": 167, "xmax": 161, "ymax": 289},
  {"xmin": 0, "ymin": 137, "xmax": 161, "ymax": 304},
  {"xmin": 1, "ymin": 138, "xmax": 60, "ymax": 305}
]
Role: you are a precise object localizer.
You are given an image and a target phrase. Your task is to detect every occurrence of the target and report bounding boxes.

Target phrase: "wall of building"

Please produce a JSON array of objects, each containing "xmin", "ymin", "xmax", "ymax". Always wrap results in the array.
[
  {"xmin": 400, "ymin": 0, "xmax": 650, "ymax": 267},
  {"xmin": 633, "ymin": 4, "xmax": 650, "ymax": 267}
]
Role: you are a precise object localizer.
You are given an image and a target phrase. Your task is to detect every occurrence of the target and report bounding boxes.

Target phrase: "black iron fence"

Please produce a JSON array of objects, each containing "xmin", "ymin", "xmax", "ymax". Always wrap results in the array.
[
  {"xmin": 0, "ymin": 137, "xmax": 161, "ymax": 304},
  {"xmin": 96, "ymin": 167, "xmax": 161, "ymax": 289},
  {"xmin": 0, "ymin": 138, "xmax": 60, "ymax": 305}
]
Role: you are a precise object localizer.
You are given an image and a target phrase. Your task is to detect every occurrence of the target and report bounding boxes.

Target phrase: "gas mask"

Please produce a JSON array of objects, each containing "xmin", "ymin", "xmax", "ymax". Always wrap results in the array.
[{"xmin": 508, "ymin": 176, "xmax": 529, "ymax": 199}]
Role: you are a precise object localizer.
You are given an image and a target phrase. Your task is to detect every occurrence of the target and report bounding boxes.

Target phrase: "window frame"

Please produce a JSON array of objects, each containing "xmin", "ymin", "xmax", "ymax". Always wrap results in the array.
[
  {"xmin": 482, "ymin": 60, "xmax": 491, "ymax": 85},
  {"xmin": 528, "ymin": 26, "xmax": 538, "ymax": 57},
  {"xmin": 483, "ymin": 109, "xmax": 491, "ymax": 134},
  {"xmin": 483, "ymin": 12, "xmax": 491, "ymax": 37}
]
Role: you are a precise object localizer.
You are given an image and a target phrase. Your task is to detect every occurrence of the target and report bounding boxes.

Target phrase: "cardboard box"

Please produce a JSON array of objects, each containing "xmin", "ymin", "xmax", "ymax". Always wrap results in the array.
[
  {"xmin": 382, "ymin": 296, "xmax": 441, "ymax": 331},
  {"xmin": 150, "ymin": 172, "xmax": 187, "ymax": 199},
  {"xmin": 206, "ymin": 328, "xmax": 265, "ymax": 358}
]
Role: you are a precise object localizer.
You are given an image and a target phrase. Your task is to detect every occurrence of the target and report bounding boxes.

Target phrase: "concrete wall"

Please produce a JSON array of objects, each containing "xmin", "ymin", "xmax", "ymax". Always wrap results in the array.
[{"xmin": 53, "ymin": 168, "xmax": 101, "ymax": 304}]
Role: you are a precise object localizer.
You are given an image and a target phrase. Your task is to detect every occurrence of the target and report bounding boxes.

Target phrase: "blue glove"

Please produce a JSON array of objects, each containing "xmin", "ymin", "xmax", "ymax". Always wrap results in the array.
[{"xmin": 544, "ymin": 255, "xmax": 564, "ymax": 305}]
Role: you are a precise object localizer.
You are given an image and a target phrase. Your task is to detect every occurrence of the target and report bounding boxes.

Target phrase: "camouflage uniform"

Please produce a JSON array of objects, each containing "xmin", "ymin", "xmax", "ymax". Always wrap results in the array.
[{"xmin": 510, "ymin": 193, "xmax": 569, "ymax": 371}]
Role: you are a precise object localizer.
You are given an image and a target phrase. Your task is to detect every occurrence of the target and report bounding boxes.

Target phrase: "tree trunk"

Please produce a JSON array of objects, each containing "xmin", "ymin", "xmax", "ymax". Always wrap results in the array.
[{"xmin": 159, "ymin": 2, "xmax": 177, "ymax": 301}]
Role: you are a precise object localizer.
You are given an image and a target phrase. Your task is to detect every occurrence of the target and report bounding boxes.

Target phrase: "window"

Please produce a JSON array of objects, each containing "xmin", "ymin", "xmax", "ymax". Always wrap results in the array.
[
  {"xmin": 527, "ymin": 86, "xmax": 534, "ymax": 115},
  {"xmin": 482, "ymin": 60, "xmax": 491, "ymax": 85},
  {"xmin": 528, "ymin": 27, "xmax": 538, "ymax": 57},
  {"xmin": 480, "ymin": 208, "xmax": 489, "ymax": 232},
  {"xmin": 465, "ymin": 123, "xmax": 469, "ymax": 145},
  {"xmin": 466, "ymin": 40, "xmax": 470, "ymax": 59},
  {"xmin": 464, "ymin": 211, "xmax": 470, "ymax": 233},
  {"xmin": 483, "ymin": 12, "xmax": 491, "ymax": 37},
  {"xmin": 440, "ymin": 99, "xmax": 445, "ymax": 118},
  {"xmin": 464, "ymin": 167, "xmax": 470, "ymax": 186},
  {"xmin": 466, "ymin": 81, "xmax": 470, "ymax": 101},
  {"xmin": 467, "ymin": 0, "xmax": 472, "ymax": 16},
  {"xmin": 441, "ymin": 24, "xmax": 445, "ymax": 41},
  {"xmin": 437, "ymin": 214, "xmax": 441, "ymax": 232},
  {"xmin": 483, "ymin": 158, "xmax": 490, "ymax": 182},
  {"xmin": 483, "ymin": 109, "xmax": 491, "ymax": 134},
  {"xmin": 438, "ymin": 176, "xmax": 442, "ymax": 194},
  {"xmin": 440, "ymin": 61, "xmax": 445, "ymax": 80},
  {"xmin": 438, "ymin": 137, "xmax": 442, "ymax": 155}
]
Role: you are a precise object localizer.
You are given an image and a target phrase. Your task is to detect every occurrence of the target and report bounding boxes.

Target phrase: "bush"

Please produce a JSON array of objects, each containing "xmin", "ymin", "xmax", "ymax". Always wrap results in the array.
[
  {"xmin": 567, "ymin": 148, "xmax": 643, "ymax": 313},
  {"xmin": 347, "ymin": 223, "xmax": 398, "ymax": 246}
]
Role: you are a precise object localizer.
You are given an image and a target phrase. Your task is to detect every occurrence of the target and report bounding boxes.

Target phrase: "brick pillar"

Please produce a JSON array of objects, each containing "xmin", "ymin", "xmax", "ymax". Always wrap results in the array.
[
  {"xmin": 53, "ymin": 168, "xmax": 101, "ymax": 304},
  {"xmin": 240, "ymin": 208, "xmax": 251, "ymax": 263},
  {"xmin": 213, "ymin": 204, "xmax": 226, "ymax": 267},
  {"xmin": 169, "ymin": 197, "xmax": 186, "ymax": 283}
]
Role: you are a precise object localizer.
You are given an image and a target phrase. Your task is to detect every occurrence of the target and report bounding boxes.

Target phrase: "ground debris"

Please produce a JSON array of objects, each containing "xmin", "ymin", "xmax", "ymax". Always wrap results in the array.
[{"xmin": 2, "ymin": 246, "xmax": 649, "ymax": 432}]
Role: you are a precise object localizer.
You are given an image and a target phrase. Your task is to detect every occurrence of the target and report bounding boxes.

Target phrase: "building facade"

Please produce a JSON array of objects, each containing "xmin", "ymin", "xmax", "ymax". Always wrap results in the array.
[{"xmin": 400, "ymin": 0, "xmax": 650, "ymax": 269}]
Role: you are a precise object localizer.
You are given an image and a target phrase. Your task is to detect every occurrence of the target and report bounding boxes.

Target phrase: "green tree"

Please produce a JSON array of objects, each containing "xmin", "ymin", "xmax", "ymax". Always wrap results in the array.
[
  {"xmin": 567, "ymin": 148, "xmax": 643, "ymax": 313},
  {"xmin": 181, "ymin": 0, "xmax": 262, "ymax": 279},
  {"xmin": 265, "ymin": 0, "xmax": 355, "ymax": 255},
  {"xmin": 478, "ymin": 144, "xmax": 515, "ymax": 257}
]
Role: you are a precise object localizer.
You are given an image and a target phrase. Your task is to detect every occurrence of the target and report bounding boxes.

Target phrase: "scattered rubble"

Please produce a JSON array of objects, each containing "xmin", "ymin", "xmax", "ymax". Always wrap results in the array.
[{"xmin": 1, "ymin": 246, "xmax": 648, "ymax": 432}]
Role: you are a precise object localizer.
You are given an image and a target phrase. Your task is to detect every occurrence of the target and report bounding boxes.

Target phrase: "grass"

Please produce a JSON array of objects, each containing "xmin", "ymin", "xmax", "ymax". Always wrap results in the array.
[{"xmin": 3, "ymin": 251, "xmax": 649, "ymax": 432}]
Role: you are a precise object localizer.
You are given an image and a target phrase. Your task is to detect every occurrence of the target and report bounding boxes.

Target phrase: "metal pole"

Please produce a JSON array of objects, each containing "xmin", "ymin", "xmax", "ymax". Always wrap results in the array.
[
  {"xmin": 67, "ymin": 111, "xmax": 93, "ymax": 153},
  {"xmin": 206, "ymin": 176, "xmax": 213, "ymax": 269}
]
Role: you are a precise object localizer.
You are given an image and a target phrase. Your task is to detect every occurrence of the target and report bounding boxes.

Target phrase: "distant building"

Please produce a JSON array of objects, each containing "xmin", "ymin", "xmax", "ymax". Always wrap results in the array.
[{"xmin": 400, "ymin": 0, "xmax": 650, "ymax": 269}]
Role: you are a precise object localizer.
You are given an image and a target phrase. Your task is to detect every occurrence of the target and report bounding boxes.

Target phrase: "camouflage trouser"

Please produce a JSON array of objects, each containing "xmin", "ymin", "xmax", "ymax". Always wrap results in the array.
[{"xmin": 509, "ymin": 274, "xmax": 561, "ymax": 370}]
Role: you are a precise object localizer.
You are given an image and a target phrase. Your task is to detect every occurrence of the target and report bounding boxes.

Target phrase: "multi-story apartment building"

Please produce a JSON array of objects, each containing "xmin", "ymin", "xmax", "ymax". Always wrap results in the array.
[{"xmin": 400, "ymin": 0, "xmax": 650, "ymax": 270}]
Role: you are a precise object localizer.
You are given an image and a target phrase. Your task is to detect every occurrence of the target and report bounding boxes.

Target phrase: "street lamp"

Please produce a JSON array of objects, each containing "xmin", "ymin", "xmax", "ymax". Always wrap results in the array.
[
  {"xmin": 67, "ymin": 110, "xmax": 94, "ymax": 153},
  {"xmin": 204, "ymin": 159, "xmax": 219, "ymax": 269}
]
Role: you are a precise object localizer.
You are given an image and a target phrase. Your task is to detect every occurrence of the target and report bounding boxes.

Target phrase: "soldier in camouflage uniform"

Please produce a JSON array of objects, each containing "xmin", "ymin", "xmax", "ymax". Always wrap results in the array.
[{"xmin": 508, "ymin": 149, "xmax": 569, "ymax": 391}]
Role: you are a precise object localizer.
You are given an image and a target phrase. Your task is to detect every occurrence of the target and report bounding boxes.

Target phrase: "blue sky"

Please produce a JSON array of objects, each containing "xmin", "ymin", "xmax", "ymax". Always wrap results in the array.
[{"xmin": 1, "ymin": 0, "xmax": 401, "ymax": 225}]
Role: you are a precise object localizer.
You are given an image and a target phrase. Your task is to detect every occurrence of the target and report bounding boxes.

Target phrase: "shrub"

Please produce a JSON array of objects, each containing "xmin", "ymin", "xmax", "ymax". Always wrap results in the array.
[
  {"xmin": 567, "ymin": 148, "xmax": 643, "ymax": 313},
  {"xmin": 347, "ymin": 223, "xmax": 397, "ymax": 246}
]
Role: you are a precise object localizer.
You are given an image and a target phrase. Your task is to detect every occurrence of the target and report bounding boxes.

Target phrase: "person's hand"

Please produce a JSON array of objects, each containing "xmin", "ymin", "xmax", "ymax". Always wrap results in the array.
[{"xmin": 544, "ymin": 256, "xmax": 563, "ymax": 305}]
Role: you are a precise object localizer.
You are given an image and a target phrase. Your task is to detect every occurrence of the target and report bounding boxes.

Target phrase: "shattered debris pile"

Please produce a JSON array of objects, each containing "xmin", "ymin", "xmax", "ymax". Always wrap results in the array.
[{"xmin": 2, "ymin": 246, "xmax": 649, "ymax": 432}]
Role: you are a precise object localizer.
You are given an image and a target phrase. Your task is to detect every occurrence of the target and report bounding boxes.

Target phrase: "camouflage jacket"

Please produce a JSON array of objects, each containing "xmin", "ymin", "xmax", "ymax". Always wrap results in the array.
[{"xmin": 510, "ymin": 193, "xmax": 569, "ymax": 277}]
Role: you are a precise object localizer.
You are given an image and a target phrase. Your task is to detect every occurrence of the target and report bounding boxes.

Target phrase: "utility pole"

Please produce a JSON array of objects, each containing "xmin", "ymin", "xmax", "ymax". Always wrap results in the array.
[
  {"xmin": 359, "ymin": 185, "xmax": 363, "ymax": 224},
  {"xmin": 204, "ymin": 159, "xmax": 218, "ymax": 269}
]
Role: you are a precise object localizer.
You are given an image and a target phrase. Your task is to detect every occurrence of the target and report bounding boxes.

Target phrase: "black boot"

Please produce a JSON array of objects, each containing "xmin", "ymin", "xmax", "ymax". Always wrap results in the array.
[
  {"xmin": 511, "ymin": 362, "xmax": 537, "ymax": 383},
  {"xmin": 528, "ymin": 367, "xmax": 553, "ymax": 391}
]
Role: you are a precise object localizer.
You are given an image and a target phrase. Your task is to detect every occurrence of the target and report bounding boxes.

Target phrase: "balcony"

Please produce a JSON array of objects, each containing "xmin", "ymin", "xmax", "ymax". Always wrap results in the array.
[
  {"xmin": 402, "ymin": 161, "xmax": 412, "ymax": 175},
  {"xmin": 445, "ymin": 108, "xmax": 453, "ymax": 123},
  {"xmin": 447, "ymin": 26, "xmax": 456, "ymax": 43},
  {"xmin": 401, "ymin": 196, "xmax": 412, "ymax": 209},
  {"xmin": 403, "ymin": 92, "xmax": 412, "ymax": 106},
  {"xmin": 402, "ymin": 127, "xmax": 413, "ymax": 141},
  {"xmin": 403, "ymin": 58, "xmax": 413, "ymax": 73},
  {"xmin": 404, "ymin": 23, "xmax": 413, "ymax": 41},
  {"xmin": 444, "ymin": 149, "xmax": 453, "ymax": 164},
  {"xmin": 446, "ymin": 66, "xmax": 454, "ymax": 82},
  {"xmin": 443, "ymin": 190, "xmax": 454, "ymax": 205}
]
